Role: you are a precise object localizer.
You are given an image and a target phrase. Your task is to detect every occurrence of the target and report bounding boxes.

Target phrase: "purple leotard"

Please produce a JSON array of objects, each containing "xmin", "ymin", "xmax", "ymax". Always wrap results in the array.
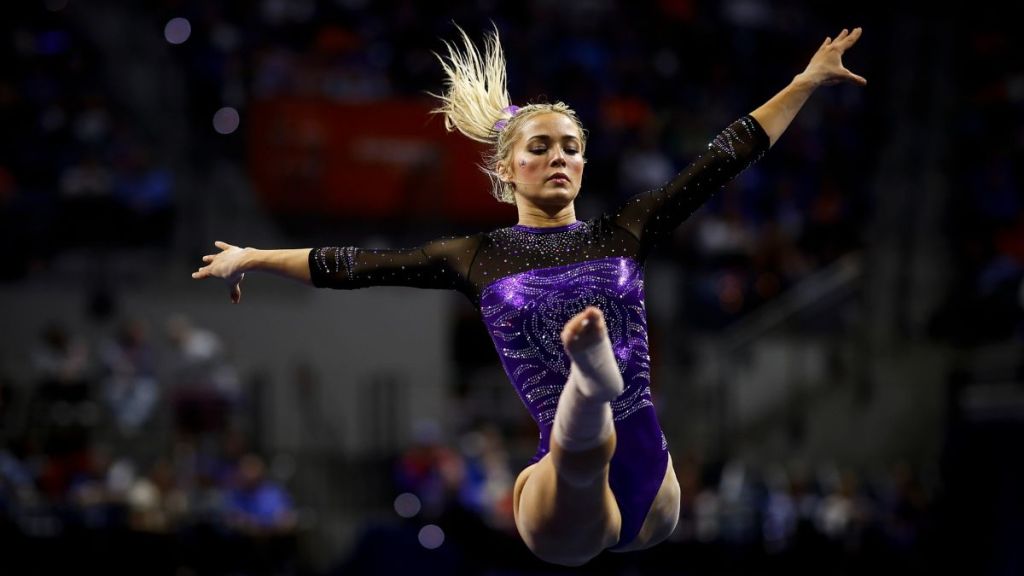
[{"xmin": 309, "ymin": 115, "xmax": 769, "ymax": 548}]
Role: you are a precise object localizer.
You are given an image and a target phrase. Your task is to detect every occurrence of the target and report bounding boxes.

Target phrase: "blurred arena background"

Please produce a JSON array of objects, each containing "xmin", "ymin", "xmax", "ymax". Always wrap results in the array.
[{"xmin": 1, "ymin": 1, "xmax": 1021, "ymax": 574}]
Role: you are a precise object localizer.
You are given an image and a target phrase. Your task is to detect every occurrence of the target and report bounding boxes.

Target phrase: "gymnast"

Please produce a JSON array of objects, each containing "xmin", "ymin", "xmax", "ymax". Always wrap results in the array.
[{"xmin": 192, "ymin": 25, "xmax": 865, "ymax": 566}]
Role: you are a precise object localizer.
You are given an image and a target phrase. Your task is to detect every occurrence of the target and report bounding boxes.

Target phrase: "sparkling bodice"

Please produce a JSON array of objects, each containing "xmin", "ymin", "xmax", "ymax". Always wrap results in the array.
[{"xmin": 480, "ymin": 255, "xmax": 653, "ymax": 427}]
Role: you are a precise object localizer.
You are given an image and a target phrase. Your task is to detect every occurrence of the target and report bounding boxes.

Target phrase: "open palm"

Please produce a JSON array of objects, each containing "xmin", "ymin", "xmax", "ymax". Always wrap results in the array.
[
  {"xmin": 192, "ymin": 240, "xmax": 247, "ymax": 303},
  {"xmin": 803, "ymin": 27, "xmax": 867, "ymax": 87}
]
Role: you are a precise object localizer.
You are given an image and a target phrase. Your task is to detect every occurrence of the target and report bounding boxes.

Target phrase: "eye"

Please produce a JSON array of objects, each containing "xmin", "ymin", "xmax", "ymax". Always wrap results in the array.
[
  {"xmin": 529, "ymin": 147, "xmax": 547, "ymax": 155},
  {"xmin": 565, "ymin": 148, "xmax": 579, "ymax": 155}
]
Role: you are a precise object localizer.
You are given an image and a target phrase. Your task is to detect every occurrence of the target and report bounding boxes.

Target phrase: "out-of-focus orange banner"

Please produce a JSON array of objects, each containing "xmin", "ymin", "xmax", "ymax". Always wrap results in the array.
[{"xmin": 248, "ymin": 98, "xmax": 513, "ymax": 224}]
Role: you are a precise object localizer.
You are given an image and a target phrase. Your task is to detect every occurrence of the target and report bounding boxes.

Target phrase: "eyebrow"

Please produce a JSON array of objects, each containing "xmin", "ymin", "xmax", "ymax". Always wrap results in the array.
[{"xmin": 526, "ymin": 134, "xmax": 581, "ymax": 145}]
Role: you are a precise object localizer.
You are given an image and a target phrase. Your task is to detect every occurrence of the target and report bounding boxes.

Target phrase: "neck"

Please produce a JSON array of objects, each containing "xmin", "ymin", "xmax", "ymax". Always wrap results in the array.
[{"xmin": 515, "ymin": 204, "xmax": 577, "ymax": 228}]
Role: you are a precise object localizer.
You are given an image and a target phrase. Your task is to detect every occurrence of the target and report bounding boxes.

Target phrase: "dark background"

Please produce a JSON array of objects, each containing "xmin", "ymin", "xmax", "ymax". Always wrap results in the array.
[{"xmin": 1, "ymin": 1, "xmax": 1021, "ymax": 574}]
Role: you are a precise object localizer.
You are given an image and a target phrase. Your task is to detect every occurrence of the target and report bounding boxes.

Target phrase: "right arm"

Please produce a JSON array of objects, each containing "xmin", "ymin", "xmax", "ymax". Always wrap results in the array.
[{"xmin": 192, "ymin": 236, "xmax": 481, "ymax": 303}]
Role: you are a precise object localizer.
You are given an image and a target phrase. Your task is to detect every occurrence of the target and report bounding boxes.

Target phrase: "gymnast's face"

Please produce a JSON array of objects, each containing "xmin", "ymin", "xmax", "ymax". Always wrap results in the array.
[{"xmin": 502, "ymin": 112, "xmax": 585, "ymax": 211}]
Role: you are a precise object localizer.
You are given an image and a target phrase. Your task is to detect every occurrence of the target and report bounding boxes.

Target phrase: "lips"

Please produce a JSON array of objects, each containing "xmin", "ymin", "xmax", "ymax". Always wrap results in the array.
[{"xmin": 547, "ymin": 172, "xmax": 570, "ymax": 183}]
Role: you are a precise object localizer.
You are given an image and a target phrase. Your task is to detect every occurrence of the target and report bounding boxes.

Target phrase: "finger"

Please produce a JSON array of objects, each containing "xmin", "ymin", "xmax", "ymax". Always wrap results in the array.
[
  {"xmin": 215, "ymin": 240, "xmax": 232, "ymax": 250},
  {"xmin": 847, "ymin": 71, "xmax": 868, "ymax": 86},
  {"xmin": 192, "ymin": 267, "xmax": 208, "ymax": 279},
  {"xmin": 230, "ymin": 283, "xmax": 241, "ymax": 304},
  {"xmin": 202, "ymin": 255, "xmax": 215, "ymax": 263},
  {"xmin": 823, "ymin": 36, "xmax": 832, "ymax": 47},
  {"xmin": 841, "ymin": 27, "xmax": 863, "ymax": 48},
  {"xmin": 835, "ymin": 28, "xmax": 849, "ymax": 42}
]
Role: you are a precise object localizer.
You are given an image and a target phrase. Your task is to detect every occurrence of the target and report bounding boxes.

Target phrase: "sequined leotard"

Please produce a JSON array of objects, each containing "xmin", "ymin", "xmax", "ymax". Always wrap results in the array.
[{"xmin": 309, "ymin": 115, "xmax": 769, "ymax": 548}]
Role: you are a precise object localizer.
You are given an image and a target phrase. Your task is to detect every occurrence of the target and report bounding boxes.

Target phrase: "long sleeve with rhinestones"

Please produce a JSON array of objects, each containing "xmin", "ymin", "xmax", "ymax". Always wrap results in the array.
[
  {"xmin": 308, "ymin": 235, "xmax": 482, "ymax": 298},
  {"xmin": 610, "ymin": 115, "xmax": 769, "ymax": 258}
]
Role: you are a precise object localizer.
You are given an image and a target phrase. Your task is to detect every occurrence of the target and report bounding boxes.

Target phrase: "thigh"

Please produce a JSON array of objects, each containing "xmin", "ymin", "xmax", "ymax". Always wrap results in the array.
[
  {"xmin": 512, "ymin": 453, "xmax": 622, "ymax": 563},
  {"xmin": 512, "ymin": 460, "xmax": 540, "ymax": 530},
  {"xmin": 610, "ymin": 452, "xmax": 681, "ymax": 553}
]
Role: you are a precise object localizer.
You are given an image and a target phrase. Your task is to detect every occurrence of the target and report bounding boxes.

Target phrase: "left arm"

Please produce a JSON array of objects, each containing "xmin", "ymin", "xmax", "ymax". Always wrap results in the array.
[{"xmin": 611, "ymin": 27, "xmax": 866, "ymax": 252}]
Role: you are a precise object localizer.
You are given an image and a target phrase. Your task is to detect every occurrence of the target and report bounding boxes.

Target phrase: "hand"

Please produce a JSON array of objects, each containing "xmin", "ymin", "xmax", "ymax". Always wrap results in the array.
[
  {"xmin": 192, "ymin": 240, "xmax": 248, "ymax": 303},
  {"xmin": 800, "ymin": 27, "xmax": 867, "ymax": 88}
]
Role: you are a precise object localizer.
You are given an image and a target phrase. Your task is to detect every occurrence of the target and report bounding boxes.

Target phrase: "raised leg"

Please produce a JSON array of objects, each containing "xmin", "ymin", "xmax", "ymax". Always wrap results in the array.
[{"xmin": 512, "ymin": 306, "xmax": 625, "ymax": 566}]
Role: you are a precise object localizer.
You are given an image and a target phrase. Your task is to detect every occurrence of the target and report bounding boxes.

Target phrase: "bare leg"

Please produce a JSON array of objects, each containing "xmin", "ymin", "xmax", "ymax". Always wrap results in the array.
[{"xmin": 513, "ymin": 306, "xmax": 624, "ymax": 566}]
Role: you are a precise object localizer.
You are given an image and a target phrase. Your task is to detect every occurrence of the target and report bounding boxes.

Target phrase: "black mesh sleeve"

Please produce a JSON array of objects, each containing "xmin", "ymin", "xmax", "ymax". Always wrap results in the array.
[
  {"xmin": 308, "ymin": 233, "xmax": 483, "ymax": 298},
  {"xmin": 610, "ymin": 115, "xmax": 769, "ymax": 257}
]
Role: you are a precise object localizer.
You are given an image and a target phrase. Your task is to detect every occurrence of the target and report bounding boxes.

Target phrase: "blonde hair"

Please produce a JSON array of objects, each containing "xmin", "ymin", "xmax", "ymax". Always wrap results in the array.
[{"xmin": 430, "ymin": 25, "xmax": 587, "ymax": 204}]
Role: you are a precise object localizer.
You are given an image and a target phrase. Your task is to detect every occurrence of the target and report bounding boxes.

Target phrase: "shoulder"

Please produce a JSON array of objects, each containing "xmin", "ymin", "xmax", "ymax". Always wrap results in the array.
[
  {"xmin": 481, "ymin": 224, "xmax": 517, "ymax": 243},
  {"xmin": 418, "ymin": 233, "xmax": 484, "ymax": 266},
  {"xmin": 427, "ymin": 230, "xmax": 487, "ymax": 249}
]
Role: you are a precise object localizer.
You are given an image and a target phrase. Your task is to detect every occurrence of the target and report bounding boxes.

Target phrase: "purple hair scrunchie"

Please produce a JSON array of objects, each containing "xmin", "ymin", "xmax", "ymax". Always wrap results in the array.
[{"xmin": 493, "ymin": 105, "xmax": 521, "ymax": 132}]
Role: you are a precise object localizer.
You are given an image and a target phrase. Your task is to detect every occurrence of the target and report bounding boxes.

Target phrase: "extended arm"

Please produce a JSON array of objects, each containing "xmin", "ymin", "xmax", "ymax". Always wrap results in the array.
[
  {"xmin": 191, "ymin": 241, "xmax": 312, "ymax": 303},
  {"xmin": 192, "ymin": 235, "xmax": 481, "ymax": 303},
  {"xmin": 612, "ymin": 27, "xmax": 866, "ymax": 254}
]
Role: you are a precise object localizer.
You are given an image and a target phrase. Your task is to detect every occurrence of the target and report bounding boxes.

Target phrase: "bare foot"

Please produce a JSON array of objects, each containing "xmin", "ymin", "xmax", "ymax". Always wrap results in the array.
[
  {"xmin": 561, "ymin": 306, "xmax": 608, "ymax": 355},
  {"xmin": 560, "ymin": 307, "xmax": 623, "ymax": 401}
]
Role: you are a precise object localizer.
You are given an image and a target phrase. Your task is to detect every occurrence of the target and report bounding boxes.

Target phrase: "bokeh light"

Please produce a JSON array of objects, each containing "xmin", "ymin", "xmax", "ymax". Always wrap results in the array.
[
  {"xmin": 393, "ymin": 492, "xmax": 421, "ymax": 518},
  {"xmin": 417, "ymin": 524, "xmax": 444, "ymax": 549},
  {"xmin": 213, "ymin": 107, "xmax": 240, "ymax": 135},
  {"xmin": 164, "ymin": 17, "xmax": 191, "ymax": 45}
]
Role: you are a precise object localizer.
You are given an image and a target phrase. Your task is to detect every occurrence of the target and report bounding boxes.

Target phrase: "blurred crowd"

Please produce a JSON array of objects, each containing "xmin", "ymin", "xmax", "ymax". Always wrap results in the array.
[
  {"xmin": 0, "ymin": 311, "xmax": 936, "ymax": 575},
  {"xmin": 1, "ymin": 2, "xmax": 175, "ymax": 279},
  {"xmin": 932, "ymin": 10, "xmax": 1024, "ymax": 347},
  {"xmin": 337, "ymin": 424, "xmax": 933, "ymax": 575},
  {"xmin": 0, "ymin": 316, "xmax": 298, "ymax": 574}
]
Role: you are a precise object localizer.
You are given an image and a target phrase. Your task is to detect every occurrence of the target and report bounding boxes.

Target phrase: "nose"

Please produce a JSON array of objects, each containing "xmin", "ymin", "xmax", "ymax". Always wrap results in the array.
[{"xmin": 550, "ymin": 147, "xmax": 567, "ymax": 167}]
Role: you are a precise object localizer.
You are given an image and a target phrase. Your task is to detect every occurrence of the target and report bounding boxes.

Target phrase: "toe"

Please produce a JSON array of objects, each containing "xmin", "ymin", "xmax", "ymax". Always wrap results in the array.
[{"xmin": 562, "ymin": 307, "xmax": 608, "ymax": 350}]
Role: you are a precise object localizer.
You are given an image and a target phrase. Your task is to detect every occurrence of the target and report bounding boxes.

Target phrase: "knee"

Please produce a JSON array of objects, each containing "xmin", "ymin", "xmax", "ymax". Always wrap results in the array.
[
  {"xmin": 516, "ymin": 504, "xmax": 610, "ymax": 561},
  {"xmin": 517, "ymin": 510, "xmax": 613, "ymax": 567},
  {"xmin": 642, "ymin": 480, "xmax": 682, "ymax": 549},
  {"xmin": 651, "ymin": 505, "xmax": 680, "ymax": 546},
  {"xmin": 521, "ymin": 530, "xmax": 603, "ymax": 567}
]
